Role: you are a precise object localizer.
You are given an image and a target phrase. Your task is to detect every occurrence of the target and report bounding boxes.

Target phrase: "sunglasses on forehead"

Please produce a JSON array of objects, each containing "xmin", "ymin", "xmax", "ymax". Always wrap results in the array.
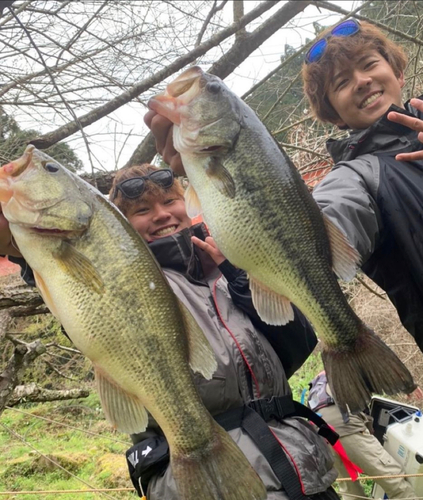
[
  {"xmin": 112, "ymin": 169, "xmax": 174, "ymax": 200},
  {"xmin": 305, "ymin": 19, "xmax": 361, "ymax": 65}
]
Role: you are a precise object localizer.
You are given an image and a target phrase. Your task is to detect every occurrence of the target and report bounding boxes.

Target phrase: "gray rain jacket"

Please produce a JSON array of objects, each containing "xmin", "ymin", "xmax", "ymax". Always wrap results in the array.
[
  {"xmin": 313, "ymin": 97, "xmax": 423, "ymax": 350},
  {"xmin": 133, "ymin": 224, "xmax": 337, "ymax": 500}
]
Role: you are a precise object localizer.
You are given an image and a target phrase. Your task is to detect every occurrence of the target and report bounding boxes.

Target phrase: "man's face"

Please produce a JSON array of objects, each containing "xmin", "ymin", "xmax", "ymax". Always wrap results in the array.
[
  {"xmin": 127, "ymin": 192, "xmax": 191, "ymax": 242},
  {"xmin": 327, "ymin": 50, "xmax": 405, "ymax": 130}
]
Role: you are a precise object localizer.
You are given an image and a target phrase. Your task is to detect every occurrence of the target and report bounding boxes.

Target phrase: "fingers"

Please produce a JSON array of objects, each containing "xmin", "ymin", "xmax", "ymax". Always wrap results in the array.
[
  {"xmin": 204, "ymin": 236, "xmax": 218, "ymax": 249},
  {"xmin": 388, "ymin": 111, "xmax": 423, "ymax": 132},
  {"xmin": 191, "ymin": 235, "xmax": 207, "ymax": 250},
  {"xmin": 395, "ymin": 145, "xmax": 423, "ymax": 161},
  {"xmin": 388, "ymin": 99, "xmax": 423, "ymax": 132},
  {"xmin": 191, "ymin": 235, "xmax": 226, "ymax": 265},
  {"xmin": 388, "ymin": 101, "xmax": 423, "ymax": 161},
  {"xmin": 144, "ymin": 110, "xmax": 185, "ymax": 175}
]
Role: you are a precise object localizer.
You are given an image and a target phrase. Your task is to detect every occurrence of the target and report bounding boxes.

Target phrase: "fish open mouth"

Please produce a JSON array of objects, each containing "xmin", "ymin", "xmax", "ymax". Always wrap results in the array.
[
  {"xmin": 148, "ymin": 67, "xmax": 203, "ymax": 125},
  {"xmin": 31, "ymin": 227, "xmax": 73, "ymax": 236},
  {"xmin": 200, "ymin": 145, "xmax": 224, "ymax": 152}
]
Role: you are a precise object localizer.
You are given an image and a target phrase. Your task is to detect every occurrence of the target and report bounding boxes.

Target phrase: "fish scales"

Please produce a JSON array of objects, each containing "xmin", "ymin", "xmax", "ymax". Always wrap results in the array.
[
  {"xmin": 150, "ymin": 66, "xmax": 416, "ymax": 412},
  {"xmin": 183, "ymin": 110, "xmax": 357, "ymax": 347},
  {"xmin": 11, "ymin": 189, "xmax": 205, "ymax": 438},
  {"xmin": 0, "ymin": 145, "xmax": 267, "ymax": 500}
]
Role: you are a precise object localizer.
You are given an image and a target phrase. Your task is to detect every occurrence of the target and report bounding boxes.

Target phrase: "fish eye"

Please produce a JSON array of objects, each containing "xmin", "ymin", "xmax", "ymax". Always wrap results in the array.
[
  {"xmin": 44, "ymin": 163, "xmax": 59, "ymax": 173},
  {"xmin": 206, "ymin": 82, "xmax": 221, "ymax": 94}
]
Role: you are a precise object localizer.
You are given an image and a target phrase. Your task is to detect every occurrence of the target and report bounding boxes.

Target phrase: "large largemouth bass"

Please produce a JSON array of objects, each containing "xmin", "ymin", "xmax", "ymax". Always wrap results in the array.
[
  {"xmin": 0, "ymin": 145, "xmax": 266, "ymax": 500},
  {"xmin": 149, "ymin": 66, "xmax": 416, "ymax": 412}
]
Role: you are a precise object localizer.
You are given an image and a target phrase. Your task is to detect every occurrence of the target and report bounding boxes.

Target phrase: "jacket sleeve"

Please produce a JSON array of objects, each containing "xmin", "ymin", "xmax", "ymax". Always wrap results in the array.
[
  {"xmin": 312, "ymin": 160, "xmax": 382, "ymax": 264},
  {"xmin": 218, "ymin": 260, "xmax": 317, "ymax": 379}
]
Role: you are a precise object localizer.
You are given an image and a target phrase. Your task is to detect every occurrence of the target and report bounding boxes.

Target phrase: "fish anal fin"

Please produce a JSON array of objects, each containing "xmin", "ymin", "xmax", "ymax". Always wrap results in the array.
[
  {"xmin": 185, "ymin": 184, "xmax": 202, "ymax": 218},
  {"xmin": 54, "ymin": 241, "xmax": 104, "ymax": 294},
  {"xmin": 323, "ymin": 214, "xmax": 360, "ymax": 281},
  {"xmin": 33, "ymin": 270, "xmax": 60, "ymax": 319},
  {"xmin": 206, "ymin": 158, "xmax": 235, "ymax": 199},
  {"xmin": 95, "ymin": 365, "xmax": 148, "ymax": 434},
  {"xmin": 177, "ymin": 298, "xmax": 217, "ymax": 379},
  {"xmin": 250, "ymin": 276, "xmax": 294, "ymax": 326}
]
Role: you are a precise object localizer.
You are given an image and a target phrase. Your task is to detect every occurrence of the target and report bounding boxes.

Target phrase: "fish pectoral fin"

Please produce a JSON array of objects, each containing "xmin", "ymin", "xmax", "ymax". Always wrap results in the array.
[
  {"xmin": 184, "ymin": 184, "xmax": 202, "ymax": 218},
  {"xmin": 33, "ymin": 270, "xmax": 60, "ymax": 319},
  {"xmin": 323, "ymin": 214, "xmax": 360, "ymax": 281},
  {"xmin": 177, "ymin": 298, "xmax": 217, "ymax": 379},
  {"xmin": 95, "ymin": 365, "xmax": 148, "ymax": 434},
  {"xmin": 206, "ymin": 158, "xmax": 236, "ymax": 199},
  {"xmin": 54, "ymin": 241, "xmax": 104, "ymax": 294},
  {"xmin": 249, "ymin": 276, "xmax": 294, "ymax": 326}
]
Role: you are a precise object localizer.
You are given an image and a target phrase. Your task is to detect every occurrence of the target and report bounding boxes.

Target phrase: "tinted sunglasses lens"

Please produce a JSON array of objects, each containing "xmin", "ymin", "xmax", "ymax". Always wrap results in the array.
[
  {"xmin": 306, "ymin": 39, "xmax": 327, "ymax": 64},
  {"xmin": 331, "ymin": 19, "xmax": 360, "ymax": 37},
  {"xmin": 149, "ymin": 169, "xmax": 174, "ymax": 188},
  {"xmin": 119, "ymin": 178, "xmax": 146, "ymax": 199}
]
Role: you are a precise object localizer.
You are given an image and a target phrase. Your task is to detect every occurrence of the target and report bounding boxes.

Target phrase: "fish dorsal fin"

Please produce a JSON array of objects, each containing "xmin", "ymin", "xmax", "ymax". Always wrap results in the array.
[
  {"xmin": 33, "ymin": 270, "xmax": 60, "ymax": 319},
  {"xmin": 249, "ymin": 276, "xmax": 294, "ymax": 326},
  {"xmin": 177, "ymin": 298, "xmax": 217, "ymax": 379},
  {"xmin": 323, "ymin": 214, "xmax": 360, "ymax": 282},
  {"xmin": 206, "ymin": 158, "xmax": 236, "ymax": 199},
  {"xmin": 53, "ymin": 241, "xmax": 104, "ymax": 294},
  {"xmin": 185, "ymin": 184, "xmax": 202, "ymax": 218},
  {"xmin": 95, "ymin": 365, "xmax": 148, "ymax": 434}
]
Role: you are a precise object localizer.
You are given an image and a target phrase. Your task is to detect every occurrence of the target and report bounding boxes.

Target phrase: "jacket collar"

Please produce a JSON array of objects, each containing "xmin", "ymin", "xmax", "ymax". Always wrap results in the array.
[
  {"xmin": 148, "ymin": 223, "xmax": 216, "ymax": 284},
  {"xmin": 327, "ymin": 96, "xmax": 423, "ymax": 163}
]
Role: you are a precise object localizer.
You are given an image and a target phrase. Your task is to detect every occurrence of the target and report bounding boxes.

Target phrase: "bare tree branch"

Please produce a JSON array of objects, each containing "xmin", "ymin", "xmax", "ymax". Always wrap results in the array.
[
  {"xmin": 195, "ymin": 0, "xmax": 228, "ymax": 48},
  {"xmin": 208, "ymin": 1, "xmax": 312, "ymax": 79},
  {"xmin": 8, "ymin": 382, "xmax": 89, "ymax": 406},
  {"xmin": 125, "ymin": 0, "xmax": 312, "ymax": 168},
  {"xmin": 30, "ymin": 0, "xmax": 282, "ymax": 149},
  {"xmin": 233, "ymin": 0, "xmax": 247, "ymax": 40}
]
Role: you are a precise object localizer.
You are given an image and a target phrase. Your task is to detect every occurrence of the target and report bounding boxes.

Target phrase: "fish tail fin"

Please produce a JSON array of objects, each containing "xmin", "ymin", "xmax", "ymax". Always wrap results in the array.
[
  {"xmin": 171, "ymin": 422, "xmax": 266, "ymax": 500},
  {"xmin": 322, "ymin": 323, "xmax": 416, "ymax": 413}
]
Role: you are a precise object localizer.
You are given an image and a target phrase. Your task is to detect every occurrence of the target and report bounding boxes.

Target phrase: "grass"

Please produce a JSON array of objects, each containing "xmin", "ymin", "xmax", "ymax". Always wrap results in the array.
[{"xmin": 0, "ymin": 394, "xmax": 135, "ymax": 500}]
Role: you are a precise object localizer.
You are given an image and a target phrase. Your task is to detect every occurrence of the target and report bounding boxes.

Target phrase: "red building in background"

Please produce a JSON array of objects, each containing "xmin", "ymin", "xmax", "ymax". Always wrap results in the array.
[{"xmin": 0, "ymin": 256, "xmax": 20, "ymax": 277}]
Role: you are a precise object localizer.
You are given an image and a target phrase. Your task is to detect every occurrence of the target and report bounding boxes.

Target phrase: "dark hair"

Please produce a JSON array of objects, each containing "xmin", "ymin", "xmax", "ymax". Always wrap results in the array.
[
  {"xmin": 302, "ymin": 21, "xmax": 407, "ymax": 125},
  {"xmin": 109, "ymin": 164, "xmax": 185, "ymax": 216}
]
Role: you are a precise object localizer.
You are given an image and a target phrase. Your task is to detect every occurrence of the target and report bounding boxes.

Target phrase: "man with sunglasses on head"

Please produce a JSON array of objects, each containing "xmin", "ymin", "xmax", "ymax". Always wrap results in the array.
[
  {"xmin": 302, "ymin": 19, "xmax": 423, "ymax": 356},
  {"xmin": 146, "ymin": 18, "xmax": 423, "ymax": 358}
]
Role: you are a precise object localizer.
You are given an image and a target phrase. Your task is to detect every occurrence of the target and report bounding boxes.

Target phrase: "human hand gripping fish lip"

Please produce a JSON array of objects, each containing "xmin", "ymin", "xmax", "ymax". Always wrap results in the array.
[{"xmin": 148, "ymin": 66, "xmax": 204, "ymax": 126}]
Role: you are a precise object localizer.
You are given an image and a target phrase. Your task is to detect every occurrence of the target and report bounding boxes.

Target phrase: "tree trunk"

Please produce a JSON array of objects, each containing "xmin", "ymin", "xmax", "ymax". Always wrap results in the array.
[{"xmin": 0, "ymin": 340, "xmax": 46, "ymax": 416}]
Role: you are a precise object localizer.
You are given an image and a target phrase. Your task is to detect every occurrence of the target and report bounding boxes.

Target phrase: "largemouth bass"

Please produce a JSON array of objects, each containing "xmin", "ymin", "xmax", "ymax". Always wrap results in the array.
[
  {"xmin": 149, "ymin": 66, "xmax": 416, "ymax": 412},
  {"xmin": 0, "ymin": 145, "xmax": 266, "ymax": 500}
]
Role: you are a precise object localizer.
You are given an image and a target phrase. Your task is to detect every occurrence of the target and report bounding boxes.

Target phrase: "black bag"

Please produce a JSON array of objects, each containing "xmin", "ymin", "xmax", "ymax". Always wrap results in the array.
[{"xmin": 126, "ymin": 435, "xmax": 169, "ymax": 497}]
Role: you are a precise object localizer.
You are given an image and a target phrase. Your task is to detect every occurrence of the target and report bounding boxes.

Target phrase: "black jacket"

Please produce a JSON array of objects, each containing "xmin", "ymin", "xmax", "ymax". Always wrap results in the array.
[{"xmin": 313, "ymin": 97, "xmax": 423, "ymax": 349}]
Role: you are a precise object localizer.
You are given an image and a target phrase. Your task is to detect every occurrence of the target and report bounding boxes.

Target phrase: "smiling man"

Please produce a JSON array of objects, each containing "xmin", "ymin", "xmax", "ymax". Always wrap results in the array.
[
  {"xmin": 107, "ymin": 163, "xmax": 340, "ymax": 500},
  {"xmin": 302, "ymin": 19, "xmax": 423, "ymax": 353}
]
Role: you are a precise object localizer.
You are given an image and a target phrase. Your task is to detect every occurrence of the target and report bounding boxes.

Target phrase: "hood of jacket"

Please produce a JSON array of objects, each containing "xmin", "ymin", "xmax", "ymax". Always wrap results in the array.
[{"xmin": 327, "ymin": 96, "xmax": 423, "ymax": 163}]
